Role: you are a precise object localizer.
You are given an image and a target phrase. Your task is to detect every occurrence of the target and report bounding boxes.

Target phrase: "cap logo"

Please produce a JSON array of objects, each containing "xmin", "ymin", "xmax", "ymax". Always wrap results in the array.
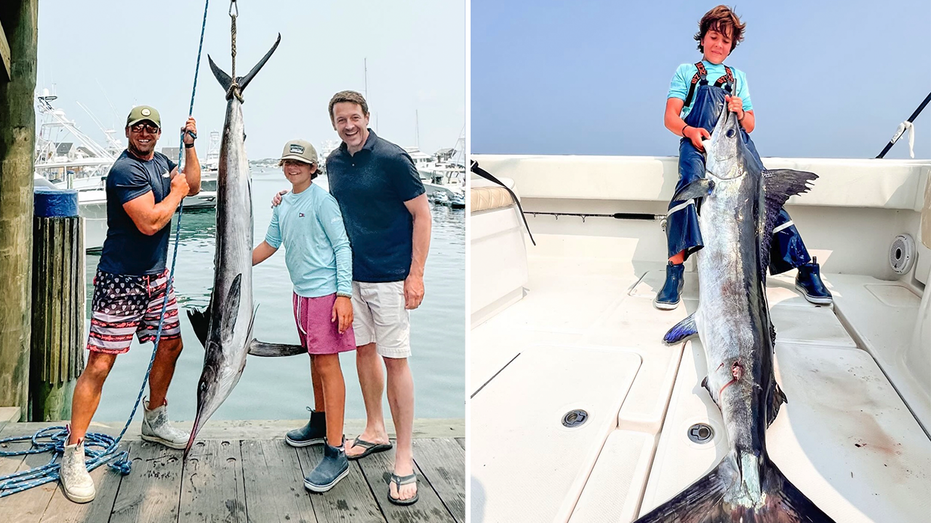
[
  {"xmin": 290, "ymin": 144, "xmax": 305, "ymax": 154},
  {"xmin": 141, "ymin": 108, "xmax": 151, "ymax": 116}
]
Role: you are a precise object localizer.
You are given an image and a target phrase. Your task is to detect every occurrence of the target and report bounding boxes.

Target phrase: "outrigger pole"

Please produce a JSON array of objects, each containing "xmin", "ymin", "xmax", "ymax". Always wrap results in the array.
[{"xmin": 876, "ymin": 91, "xmax": 931, "ymax": 159}]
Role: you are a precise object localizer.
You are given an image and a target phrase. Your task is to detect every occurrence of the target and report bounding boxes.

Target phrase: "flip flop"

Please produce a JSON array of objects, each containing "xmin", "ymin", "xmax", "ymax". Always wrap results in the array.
[
  {"xmin": 346, "ymin": 437, "xmax": 392, "ymax": 460},
  {"xmin": 388, "ymin": 472, "xmax": 419, "ymax": 506}
]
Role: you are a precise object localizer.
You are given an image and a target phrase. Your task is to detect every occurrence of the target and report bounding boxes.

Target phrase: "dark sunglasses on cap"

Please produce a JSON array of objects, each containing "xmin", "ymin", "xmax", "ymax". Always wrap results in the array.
[{"xmin": 130, "ymin": 122, "xmax": 160, "ymax": 133}]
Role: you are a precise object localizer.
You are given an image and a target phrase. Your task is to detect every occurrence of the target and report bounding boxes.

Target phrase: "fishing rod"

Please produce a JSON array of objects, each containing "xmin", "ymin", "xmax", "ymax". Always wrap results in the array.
[
  {"xmin": 876, "ymin": 91, "xmax": 931, "ymax": 159},
  {"xmin": 527, "ymin": 211, "xmax": 665, "ymax": 223}
]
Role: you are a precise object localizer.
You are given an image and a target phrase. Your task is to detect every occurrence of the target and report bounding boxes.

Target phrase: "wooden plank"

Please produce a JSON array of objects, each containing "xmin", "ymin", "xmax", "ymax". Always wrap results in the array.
[
  {"xmin": 0, "ymin": 18, "xmax": 10, "ymax": 81},
  {"xmin": 295, "ymin": 445, "xmax": 385, "ymax": 523},
  {"xmin": 109, "ymin": 440, "xmax": 183, "ymax": 523},
  {"xmin": 240, "ymin": 439, "xmax": 317, "ymax": 522},
  {"xmin": 180, "ymin": 439, "xmax": 246, "ymax": 522},
  {"xmin": 0, "ymin": 406, "xmax": 21, "ymax": 434},
  {"xmin": 356, "ymin": 444, "xmax": 456, "ymax": 523},
  {"xmin": 0, "ymin": 436, "xmax": 59, "ymax": 523},
  {"xmin": 412, "ymin": 439, "xmax": 465, "ymax": 523},
  {"xmin": 39, "ymin": 449, "xmax": 124, "ymax": 523}
]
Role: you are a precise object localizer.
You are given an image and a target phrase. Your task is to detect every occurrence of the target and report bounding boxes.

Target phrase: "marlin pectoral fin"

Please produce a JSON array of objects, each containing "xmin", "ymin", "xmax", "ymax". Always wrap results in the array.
[
  {"xmin": 186, "ymin": 306, "xmax": 210, "ymax": 348},
  {"xmin": 663, "ymin": 313, "xmax": 698, "ymax": 345},
  {"xmin": 760, "ymin": 169, "xmax": 819, "ymax": 274},
  {"xmin": 671, "ymin": 178, "xmax": 714, "ymax": 203},
  {"xmin": 220, "ymin": 274, "xmax": 243, "ymax": 335},
  {"xmin": 248, "ymin": 339, "xmax": 306, "ymax": 357}
]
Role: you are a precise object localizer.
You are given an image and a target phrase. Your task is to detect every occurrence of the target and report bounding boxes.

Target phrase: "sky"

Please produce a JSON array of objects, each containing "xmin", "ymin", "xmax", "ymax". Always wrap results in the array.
[
  {"xmin": 470, "ymin": 0, "xmax": 931, "ymax": 159},
  {"xmin": 36, "ymin": 0, "xmax": 465, "ymax": 160}
]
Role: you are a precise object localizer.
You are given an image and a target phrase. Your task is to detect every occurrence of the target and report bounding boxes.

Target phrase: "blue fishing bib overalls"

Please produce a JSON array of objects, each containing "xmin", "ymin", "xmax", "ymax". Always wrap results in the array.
[{"xmin": 666, "ymin": 62, "xmax": 810, "ymax": 274}]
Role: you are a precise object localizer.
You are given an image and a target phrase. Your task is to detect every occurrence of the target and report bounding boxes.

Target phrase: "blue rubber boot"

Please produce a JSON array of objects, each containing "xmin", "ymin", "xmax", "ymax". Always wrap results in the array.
[
  {"xmin": 795, "ymin": 256, "xmax": 833, "ymax": 305},
  {"xmin": 304, "ymin": 442, "xmax": 350, "ymax": 493},
  {"xmin": 285, "ymin": 408, "xmax": 326, "ymax": 447},
  {"xmin": 654, "ymin": 262, "xmax": 685, "ymax": 310}
]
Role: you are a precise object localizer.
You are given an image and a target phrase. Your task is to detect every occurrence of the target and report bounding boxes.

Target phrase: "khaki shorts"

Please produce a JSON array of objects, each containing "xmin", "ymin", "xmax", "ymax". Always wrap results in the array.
[{"xmin": 351, "ymin": 281, "xmax": 411, "ymax": 359}]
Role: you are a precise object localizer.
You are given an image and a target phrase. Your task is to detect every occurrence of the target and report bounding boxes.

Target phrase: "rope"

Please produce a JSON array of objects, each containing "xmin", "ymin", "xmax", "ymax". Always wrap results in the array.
[{"xmin": 0, "ymin": 0, "xmax": 211, "ymax": 497}]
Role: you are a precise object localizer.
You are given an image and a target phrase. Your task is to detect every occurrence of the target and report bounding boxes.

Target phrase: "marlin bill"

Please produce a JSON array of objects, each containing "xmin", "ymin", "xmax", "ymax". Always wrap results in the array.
[{"xmin": 636, "ymin": 108, "xmax": 834, "ymax": 522}]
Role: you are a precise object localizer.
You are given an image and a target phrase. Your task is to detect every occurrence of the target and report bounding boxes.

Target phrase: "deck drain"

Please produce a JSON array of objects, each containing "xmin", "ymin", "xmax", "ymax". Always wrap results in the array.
[
  {"xmin": 562, "ymin": 409, "xmax": 588, "ymax": 428},
  {"xmin": 688, "ymin": 423, "xmax": 714, "ymax": 443}
]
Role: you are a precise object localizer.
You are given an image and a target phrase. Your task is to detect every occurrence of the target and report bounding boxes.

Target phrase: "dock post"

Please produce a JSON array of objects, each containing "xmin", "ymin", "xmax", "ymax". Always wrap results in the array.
[
  {"xmin": 0, "ymin": 0, "xmax": 38, "ymax": 421},
  {"xmin": 30, "ymin": 189, "xmax": 85, "ymax": 421}
]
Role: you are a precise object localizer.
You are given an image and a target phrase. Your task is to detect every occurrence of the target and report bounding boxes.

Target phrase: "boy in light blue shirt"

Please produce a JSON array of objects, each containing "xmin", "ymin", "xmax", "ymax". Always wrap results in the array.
[{"xmin": 252, "ymin": 139, "xmax": 354, "ymax": 493}]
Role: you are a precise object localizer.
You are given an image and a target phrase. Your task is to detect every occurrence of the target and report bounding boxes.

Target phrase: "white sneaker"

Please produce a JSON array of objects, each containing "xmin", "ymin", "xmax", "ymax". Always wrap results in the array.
[
  {"xmin": 60, "ymin": 439, "xmax": 96, "ymax": 503},
  {"xmin": 141, "ymin": 399, "xmax": 190, "ymax": 450}
]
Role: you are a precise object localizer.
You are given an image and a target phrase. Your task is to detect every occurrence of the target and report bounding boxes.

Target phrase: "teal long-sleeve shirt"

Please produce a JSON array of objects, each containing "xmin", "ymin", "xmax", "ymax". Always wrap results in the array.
[{"xmin": 264, "ymin": 182, "xmax": 352, "ymax": 297}]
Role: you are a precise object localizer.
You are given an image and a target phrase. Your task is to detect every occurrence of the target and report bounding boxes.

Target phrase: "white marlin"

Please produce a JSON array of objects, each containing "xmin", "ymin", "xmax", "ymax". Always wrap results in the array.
[
  {"xmin": 636, "ymin": 107, "xmax": 834, "ymax": 522},
  {"xmin": 185, "ymin": 34, "xmax": 304, "ymax": 455}
]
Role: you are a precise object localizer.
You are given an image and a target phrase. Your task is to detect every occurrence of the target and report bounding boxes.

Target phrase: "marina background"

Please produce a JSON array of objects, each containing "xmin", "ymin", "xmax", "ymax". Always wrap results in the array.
[{"xmin": 85, "ymin": 170, "xmax": 465, "ymax": 423}]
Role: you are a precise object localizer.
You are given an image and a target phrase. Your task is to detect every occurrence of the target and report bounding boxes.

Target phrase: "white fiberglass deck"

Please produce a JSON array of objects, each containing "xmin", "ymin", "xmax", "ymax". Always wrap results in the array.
[{"xmin": 469, "ymin": 234, "xmax": 931, "ymax": 523}]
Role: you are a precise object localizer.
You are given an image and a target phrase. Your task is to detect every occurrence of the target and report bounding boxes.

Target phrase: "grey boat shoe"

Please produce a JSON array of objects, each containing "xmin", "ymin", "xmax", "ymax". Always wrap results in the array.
[
  {"xmin": 60, "ymin": 439, "xmax": 96, "ymax": 503},
  {"xmin": 285, "ymin": 408, "xmax": 327, "ymax": 447},
  {"xmin": 141, "ymin": 399, "xmax": 190, "ymax": 450},
  {"xmin": 304, "ymin": 442, "xmax": 349, "ymax": 493}
]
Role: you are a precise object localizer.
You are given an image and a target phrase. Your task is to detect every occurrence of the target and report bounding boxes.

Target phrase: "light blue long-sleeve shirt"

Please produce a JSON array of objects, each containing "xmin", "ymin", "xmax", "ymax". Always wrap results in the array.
[{"xmin": 264, "ymin": 183, "xmax": 352, "ymax": 298}]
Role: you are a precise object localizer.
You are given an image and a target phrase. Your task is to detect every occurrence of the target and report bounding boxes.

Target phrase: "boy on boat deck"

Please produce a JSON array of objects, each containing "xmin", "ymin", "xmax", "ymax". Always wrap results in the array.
[
  {"xmin": 654, "ymin": 4, "xmax": 832, "ymax": 310},
  {"xmin": 252, "ymin": 139, "xmax": 355, "ymax": 493}
]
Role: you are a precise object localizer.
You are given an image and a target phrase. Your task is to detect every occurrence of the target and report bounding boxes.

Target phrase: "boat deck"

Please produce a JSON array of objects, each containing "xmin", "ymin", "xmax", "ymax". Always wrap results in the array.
[
  {"xmin": 0, "ymin": 416, "xmax": 464, "ymax": 523},
  {"xmin": 470, "ymin": 233, "xmax": 930, "ymax": 523}
]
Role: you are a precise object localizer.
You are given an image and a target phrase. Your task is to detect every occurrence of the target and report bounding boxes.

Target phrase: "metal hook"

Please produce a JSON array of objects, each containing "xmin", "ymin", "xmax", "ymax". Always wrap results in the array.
[
  {"xmin": 581, "ymin": 215, "xmax": 586, "ymax": 223},
  {"xmin": 229, "ymin": 0, "xmax": 238, "ymax": 18}
]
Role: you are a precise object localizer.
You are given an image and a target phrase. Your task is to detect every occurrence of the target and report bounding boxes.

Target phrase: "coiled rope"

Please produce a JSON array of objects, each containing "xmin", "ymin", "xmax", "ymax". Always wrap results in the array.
[{"xmin": 0, "ymin": 0, "xmax": 212, "ymax": 497}]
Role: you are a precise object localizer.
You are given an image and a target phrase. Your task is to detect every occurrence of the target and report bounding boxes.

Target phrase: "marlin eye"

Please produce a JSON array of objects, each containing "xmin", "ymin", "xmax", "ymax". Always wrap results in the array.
[{"xmin": 726, "ymin": 129, "xmax": 736, "ymax": 138}]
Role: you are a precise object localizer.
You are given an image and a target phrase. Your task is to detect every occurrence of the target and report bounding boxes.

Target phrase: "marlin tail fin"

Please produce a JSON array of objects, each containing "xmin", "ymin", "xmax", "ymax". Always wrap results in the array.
[
  {"xmin": 208, "ymin": 34, "xmax": 282, "ymax": 98},
  {"xmin": 634, "ymin": 453, "xmax": 834, "ymax": 523}
]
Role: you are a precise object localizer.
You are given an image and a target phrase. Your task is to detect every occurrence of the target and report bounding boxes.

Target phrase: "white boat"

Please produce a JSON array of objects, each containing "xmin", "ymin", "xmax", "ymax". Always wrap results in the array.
[{"xmin": 469, "ymin": 154, "xmax": 931, "ymax": 523}]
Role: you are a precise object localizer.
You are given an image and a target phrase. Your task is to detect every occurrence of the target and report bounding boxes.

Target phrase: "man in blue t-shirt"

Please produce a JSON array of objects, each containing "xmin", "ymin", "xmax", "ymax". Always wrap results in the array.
[{"xmin": 61, "ymin": 105, "xmax": 201, "ymax": 504}]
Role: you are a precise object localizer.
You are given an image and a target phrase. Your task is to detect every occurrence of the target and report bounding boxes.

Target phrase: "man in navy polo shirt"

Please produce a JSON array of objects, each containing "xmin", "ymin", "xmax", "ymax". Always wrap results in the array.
[
  {"xmin": 322, "ymin": 90, "xmax": 432, "ymax": 505},
  {"xmin": 61, "ymin": 105, "xmax": 201, "ymax": 503}
]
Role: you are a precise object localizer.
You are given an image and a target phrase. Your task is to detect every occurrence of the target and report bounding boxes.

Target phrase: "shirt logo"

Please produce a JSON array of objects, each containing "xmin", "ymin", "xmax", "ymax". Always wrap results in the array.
[
  {"xmin": 162, "ymin": 170, "xmax": 170, "ymax": 178},
  {"xmin": 299, "ymin": 213, "xmax": 305, "ymax": 217}
]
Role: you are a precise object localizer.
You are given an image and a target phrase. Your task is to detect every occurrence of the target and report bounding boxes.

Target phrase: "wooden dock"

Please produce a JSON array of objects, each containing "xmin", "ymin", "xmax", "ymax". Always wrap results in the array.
[{"xmin": 0, "ymin": 413, "xmax": 465, "ymax": 523}]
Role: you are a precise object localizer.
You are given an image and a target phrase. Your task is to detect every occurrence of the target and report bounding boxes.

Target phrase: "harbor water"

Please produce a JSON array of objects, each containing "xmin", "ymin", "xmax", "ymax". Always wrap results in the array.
[{"xmin": 85, "ymin": 169, "xmax": 465, "ymax": 423}]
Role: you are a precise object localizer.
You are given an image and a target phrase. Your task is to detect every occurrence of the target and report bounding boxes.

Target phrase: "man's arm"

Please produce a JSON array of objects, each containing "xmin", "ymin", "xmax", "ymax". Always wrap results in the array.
[
  {"xmin": 123, "ymin": 172, "xmax": 189, "ymax": 236},
  {"xmin": 181, "ymin": 117, "xmax": 201, "ymax": 194},
  {"xmin": 402, "ymin": 193, "xmax": 431, "ymax": 310}
]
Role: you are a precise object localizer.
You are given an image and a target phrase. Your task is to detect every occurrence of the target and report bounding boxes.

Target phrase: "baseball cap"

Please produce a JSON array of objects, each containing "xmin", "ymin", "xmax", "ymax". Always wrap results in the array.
[
  {"xmin": 126, "ymin": 105, "xmax": 161, "ymax": 128},
  {"xmin": 279, "ymin": 139, "xmax": 318, "ymax": 165}
]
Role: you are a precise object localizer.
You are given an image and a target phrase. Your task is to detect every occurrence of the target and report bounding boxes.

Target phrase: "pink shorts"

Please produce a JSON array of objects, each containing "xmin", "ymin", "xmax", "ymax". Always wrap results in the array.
[{"xmin": 293, "ymin": 292, "xmax": 356, "ymax": 355}]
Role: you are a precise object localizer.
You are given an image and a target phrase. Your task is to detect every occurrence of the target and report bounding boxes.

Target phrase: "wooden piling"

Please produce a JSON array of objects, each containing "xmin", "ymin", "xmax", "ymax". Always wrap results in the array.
[
  {"xmin": 0, "ymin": 0, "xmax": 38, "ymax": 421},
  {"xmin": 30, "ymin": 190, "xmax": 84, "ymax": 421}
]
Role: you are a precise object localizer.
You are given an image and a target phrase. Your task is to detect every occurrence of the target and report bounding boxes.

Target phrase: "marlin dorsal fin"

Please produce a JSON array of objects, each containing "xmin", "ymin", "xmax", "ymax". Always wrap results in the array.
[{"xmin": 759, "ymin": 169, "xmax": 818, "ymax": 278}]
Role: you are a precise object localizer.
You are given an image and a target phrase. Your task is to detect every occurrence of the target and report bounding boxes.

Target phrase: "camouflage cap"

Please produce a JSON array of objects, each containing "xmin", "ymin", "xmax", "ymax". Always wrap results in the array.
[{"xmin": 126, "ymin": 105, "xmax": 161, "ymax": 128}]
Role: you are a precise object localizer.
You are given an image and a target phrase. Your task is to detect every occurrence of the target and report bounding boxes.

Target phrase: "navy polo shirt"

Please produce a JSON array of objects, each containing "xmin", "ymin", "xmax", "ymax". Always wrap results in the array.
[
  {"xmin": 326, "ymin": 130, "xmax": 425, "ymax": 282},
  {"xmin": 98, "ymin": 151, "xmax": 176, "ymax": 276}
]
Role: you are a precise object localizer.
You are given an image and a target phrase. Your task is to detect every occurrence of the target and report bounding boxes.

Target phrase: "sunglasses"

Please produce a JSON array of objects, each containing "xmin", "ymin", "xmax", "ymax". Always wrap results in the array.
[{"xmin": 130, "ymin": 122, "xmax": 160, "ymax": 133}]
